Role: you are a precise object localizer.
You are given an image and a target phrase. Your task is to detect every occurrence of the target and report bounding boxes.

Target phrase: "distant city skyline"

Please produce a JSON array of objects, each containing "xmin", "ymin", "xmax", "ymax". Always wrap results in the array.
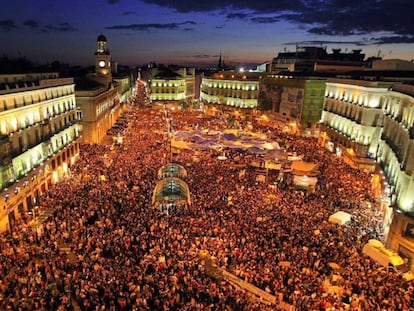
[{"xmin": 1, "ymin": 0, "xmax": 414, "ymax": 67}]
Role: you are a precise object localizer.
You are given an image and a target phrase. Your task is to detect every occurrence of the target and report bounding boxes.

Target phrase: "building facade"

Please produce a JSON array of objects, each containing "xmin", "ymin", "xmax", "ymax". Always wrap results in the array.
[
  {"xmin": 149, "ymin": 66, "xmax": 196, "ymax": 103},
  {"xmin": 377, "ymin": 83, "xmax": 414, "ymax": 259},
  {"xmin": 259, "ymin": 75, "xmax": 326, "ymax": 128},
  {"xmin": 371, "ymin": 59, "xmax": 414, "ymax": 71},
  {"xmin": 75, "ymin": 34, "xmax": 126, "ymax": 144},
  {"xmin": 0, "ymin": 74, "xmax": 81, "ymax": 232},
  {"xmin": 75, "ymin": 84, "xmax": 120, "ymax": 143},
  {"xmin": 319, "ymin": 79, "xmax": 390, "ymax": 167},
  {"xmin": 377, "ymin": 83, "xmax": 414, "ymax": 267},
  {"xmin": 271, "ymin": 46, "xmax": 366, "ymax": 73},
  {"xmin": 113, "ymin": 74, "xmax": 134, "ymax": 103},
  {"xmin": 200, "ymin": 71, "xmax": 262, "ymax": 109},
  {"xmin": 318, "ymin": 79, "xmax": 414, "ymax": 264}
]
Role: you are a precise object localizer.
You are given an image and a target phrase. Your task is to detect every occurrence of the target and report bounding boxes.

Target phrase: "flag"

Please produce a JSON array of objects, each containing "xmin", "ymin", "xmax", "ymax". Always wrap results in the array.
[{"xmin": 404, "ymin": 223, "xmax": 414, "ymax": 238}]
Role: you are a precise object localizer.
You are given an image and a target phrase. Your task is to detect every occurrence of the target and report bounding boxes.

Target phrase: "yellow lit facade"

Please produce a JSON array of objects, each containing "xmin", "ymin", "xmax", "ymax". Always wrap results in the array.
[
  {"xmin": 75, "ymin": 34, "xmax": 127, "ymax": 144},
  {"xmin": 150, "ymin": 67, "xmax": 195, "ymax": 103},
  {"xmin": 0, "ymin": 74, "xmax": 81, "ymax": 232},
  {"xmin": 379, "ymin": 84, "xmax": 414, "ymax": 212},
  {"xmin": 320, "ymin": 79, "xmax": 390, "ymax": 160},
  {"xmin": 151, "ymin": 79, "xmax": 186, "ymax": 101},
  {"xmin": 75, "ymin": 85, "xmax": 121, "ymax": 143},
  {"xmin": 319, "ymin": 79, "xmax": 414, "ymax": 262},
  {"xmin": 377, "ymin": 83, "xmax": 414, "ymax": 261},
  {"xmin": 200, "ymin": 76, "xmax": 260, "ymax": 109}
]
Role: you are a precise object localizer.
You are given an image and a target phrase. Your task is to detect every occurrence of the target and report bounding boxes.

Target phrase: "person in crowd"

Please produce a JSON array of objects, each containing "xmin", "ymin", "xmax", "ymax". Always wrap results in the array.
[{"xmin": 1, "ymin": 101, "xmax": 412, "ymax": 311}]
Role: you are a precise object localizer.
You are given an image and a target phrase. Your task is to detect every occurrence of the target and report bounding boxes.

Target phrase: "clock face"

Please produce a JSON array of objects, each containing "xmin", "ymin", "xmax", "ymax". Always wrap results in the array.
[{"xmin": 98, "ymin": 60, "xmax": 106, "ymax": 68}]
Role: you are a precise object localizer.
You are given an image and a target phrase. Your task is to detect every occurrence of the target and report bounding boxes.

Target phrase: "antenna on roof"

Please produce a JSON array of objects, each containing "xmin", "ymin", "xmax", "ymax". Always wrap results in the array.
[{"xmin": 377, "ymin": 49, "xmax": 382, "ymax": 58}]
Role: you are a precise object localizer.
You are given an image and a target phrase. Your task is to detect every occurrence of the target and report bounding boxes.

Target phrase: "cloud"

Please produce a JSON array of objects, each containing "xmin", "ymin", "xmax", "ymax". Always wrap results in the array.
[
  {"xmin": 285, "ymin": 40, "xmax": 368, "ymax": 46},
  {"xmin": 227, "ymin": 12, "xmax": 280, "ymax": 24},
  {"xmin": 122, "ymin": 11, "xmax": 136, "ymax": 16},
  {"xmin": 141, "ymin": 0, "xmax": 414, "ymax": 43},
  {"xmin": 226, "ymin": 12, "xmax": 250, "ymax": 20},
  {"xmin": 0, "ymin": 19, "xmax": 18, "ymax": 32},
  {"xmin": 371, "ymin": 36, "xmax": 414, "ymax": 45},
  {"xmin": 106, "ymin": 21, "xmax": 197, "ymax": 31},
  {"xmin": 250, "ymin": 16, "xmax": 279, "ymax": 24},
  {"xmin": 185, "ymin": 54, "xmax": 219, "ymax": 59},
  {"xmin": 23, "ymin": 20, "xmax": 40, "ymax": 29},
  {"xmin": 142, "ymin": 0, "xmax": 297, "ymax": 13},
  {"xmin": 286, "ymin": 37, "xmax": 414, "ymax": 47},
  {"xmin": 44, "ymin": 22, "xmax": 78, "ymax": 32}
]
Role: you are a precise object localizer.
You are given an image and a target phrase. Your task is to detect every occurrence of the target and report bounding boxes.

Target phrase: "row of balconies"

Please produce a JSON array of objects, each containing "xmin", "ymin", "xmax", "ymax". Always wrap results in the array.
[
  {"xmin": 3, "ymin": 109, "xmax": 76, "ymax": 138},
  {"xmin": 46, "ymin": 103, "xmax": 75, "ymax": 117},
  {"xmin": 1, "ymin": 93, "xmax": 75, "ymax": 112},
  {"xmin": 0, "ymin": 133, "xmax": 79, "ymax": 192},
  {"xmin": 202, "ymin": 89, "xmax": 258, "ymax": 98},
  {"xmin": 1, "ymin": 120, "xmax": 77, "ymax": 162},
  {"xmin": 324, "ymin": 94, "xmax": 370, "ymax": 107},
  {"xmin": 201, "ymin": 92, "xmax": 257, "ymax": 100},
  {"xmin": 323, "ymin": 106, "xmax": 364, "ymax": 125},
  {"xmin": 202, "ymin": 84, "xmax": 257, "ymax": 91},
  {"xmin": 325, "ymin": 99, "xmax": 361, "ymax": 115},
  {"xmin": 151, "ymin": 90, "xmax": 185, "ymax": 95},
  {"xmin": 325, "ymin": 95, "xmax": 382, "ymax": 109},
  {"xmin": 201, "ymin": 85, "xmax": 258, "ymax": 93},
  {"xmin": 51, "ymin": 119, "xmax": 76, "ymax": 137},
  {"xmin": 383, "ymin": 111, "xmax": 403, "ymax": 121},
  {"xmin": 380, "ymin": 134, "xmax": 404, "ymax": 163},
  {"xmin": 382, "ymin": 112, "xmax": 411, "ymax": 131},
  {"xmin": 383, "ymin": 115, "xmax": 414, "ymax": 141},
  {"xmin": 323, "ymin": 124, "xmax": 371, "ymax": 157}
]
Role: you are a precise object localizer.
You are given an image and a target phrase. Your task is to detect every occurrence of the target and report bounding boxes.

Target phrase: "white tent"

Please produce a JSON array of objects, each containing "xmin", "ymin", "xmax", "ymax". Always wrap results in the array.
[
  {"xmin": 329, "ymin": 211, "xmax": 352, "ymax": 225},
  {"xmin": 293, "ymin": 175, "xmax": 318, "ymax": 189}
]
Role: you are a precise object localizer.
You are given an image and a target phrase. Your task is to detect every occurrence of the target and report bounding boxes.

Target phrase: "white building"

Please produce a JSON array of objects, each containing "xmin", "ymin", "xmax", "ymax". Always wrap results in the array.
[
  {"xmin": 320, "ymin": 78, "xmax": 390, "ymax": 167},
  {"xmin": 320, "ymin": 78, "xmax": 414, "ymax": 264},
  {"xmin": 200, "ymin": 71, "xmax": 261, "ymax": 109},
  {"xmin": 149, "ymin": 66, "xmax": 196, "ymax": 103},
  {"xmin": 0, "ymin": 73, "xmax": 81, "ymax": 231},
  {"xmin": 378, "ymin": 82, "xmax": 414, "ymax": 265}
]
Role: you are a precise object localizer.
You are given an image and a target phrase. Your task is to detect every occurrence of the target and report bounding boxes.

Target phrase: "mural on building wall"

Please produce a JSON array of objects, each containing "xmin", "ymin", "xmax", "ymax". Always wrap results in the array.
[
  {"xmin": 258, "ymin": 82, "xmax": 283, "ymax": 112},
  {"xmin": 281, "ymin": 87, "xmax": 303, "ymax": 119}
]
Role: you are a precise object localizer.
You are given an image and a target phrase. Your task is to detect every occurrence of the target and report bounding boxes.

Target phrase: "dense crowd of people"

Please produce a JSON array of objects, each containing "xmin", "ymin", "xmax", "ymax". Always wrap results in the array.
[{"xmin": 0, "ymin": 98, "xmax": 413, "ymax": 310}]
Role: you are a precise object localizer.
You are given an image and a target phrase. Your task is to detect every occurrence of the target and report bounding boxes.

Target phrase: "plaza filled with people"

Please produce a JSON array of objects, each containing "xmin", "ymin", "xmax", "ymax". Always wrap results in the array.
[{"xmin": 0, "ymin": 98, "xmax": 413, "ymax": 310}]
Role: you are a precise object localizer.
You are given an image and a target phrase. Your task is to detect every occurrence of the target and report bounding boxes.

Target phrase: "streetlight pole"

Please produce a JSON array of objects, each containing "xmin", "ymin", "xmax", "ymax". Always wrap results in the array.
[
  {"xmin": 170, "ymin": 131, "xmax": 172, "ymax": 163},
  {"xmin": 164, "ymin": 104, "xmax": 173, "ymax": 164}
]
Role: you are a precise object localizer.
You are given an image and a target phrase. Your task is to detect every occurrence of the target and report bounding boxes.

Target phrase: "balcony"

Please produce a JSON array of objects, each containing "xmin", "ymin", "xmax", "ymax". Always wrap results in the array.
[
  {"xmin": 395, "ymin": 114, "xmax": 403, "ymax": 123},
  {"xmin": 0, "ymin": 133, "xmax": 9, "ymax": 144},
  {"xmin": 381, "ymin": 134, "xmax": 404, "ymax": 163},
  {"xmin": 0, "ymin": 154, "xmax": 12, "ymax": 166},
  {"xmin": 10, "ymin": 146, "xmax": 23, "ymax": 158},
  {"xmin": 410, "ymin": 127, "xmax": 414, "ymax": 140}
]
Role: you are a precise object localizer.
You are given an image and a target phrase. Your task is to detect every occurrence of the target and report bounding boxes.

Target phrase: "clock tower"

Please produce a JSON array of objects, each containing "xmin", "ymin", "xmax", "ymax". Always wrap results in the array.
[{"xmin": 95, "ymin": 34, "xmax": 111, "ymax": 75}]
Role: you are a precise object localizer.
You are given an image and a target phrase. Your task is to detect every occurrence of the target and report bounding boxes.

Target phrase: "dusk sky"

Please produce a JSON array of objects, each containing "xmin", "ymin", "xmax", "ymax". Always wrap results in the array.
[{"xmin": 1, "ymin": 0, "xmax": 414, "ymax": 67}]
